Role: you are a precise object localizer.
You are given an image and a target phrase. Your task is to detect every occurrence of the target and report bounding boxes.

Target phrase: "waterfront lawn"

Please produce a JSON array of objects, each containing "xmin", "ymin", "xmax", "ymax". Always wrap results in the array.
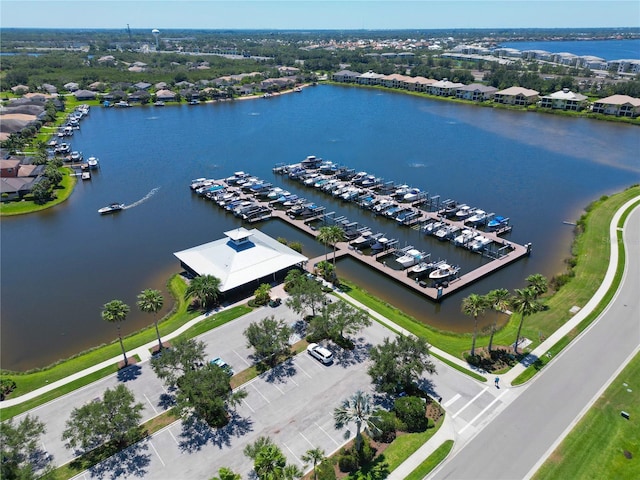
[
  {"xmin": 533, "ymin": 352, "xmax": 640, "ymax": 480},
  {"xmin": 342, "ymin": 186, "xmax": 640, "ymax": 368},
  {"xmin": 0, "ymin": 275, "xmax": 249, "ymax": 409}
]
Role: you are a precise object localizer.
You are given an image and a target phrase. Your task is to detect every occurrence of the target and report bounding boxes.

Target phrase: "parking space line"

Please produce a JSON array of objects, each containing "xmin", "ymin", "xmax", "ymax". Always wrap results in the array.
[
  {"xmin": 295, "ymin": 361, "xmax": 313, "ymax": 379},
  {"xmin": 242, "ymin": 398, "xmax": 255, "ymax": 413},
  {"xmin": 459, "ymin": 389, "xmax": 509, "ymax": 435},
  {"xmin": 148, "ymin": 440, "xmax": 166, "ymax": 467},
  {"xmin": 271, "ymin": 383, "xmax": 285, "ymax": 395},
  {"xmin": 443, "ymin": 393, "xmax": 461, "ymax": 408},
  {"xmin": 452, "ymin": 387, "xmax": 489, "ymax": 419},
  {"xmin": 315, "ymin": 421, "xmax": 341, "ymax": 447},
  {"xmin": 167, "ymin": 428, "xmax": 180, "ymax": 446},
  {"xmin": 251, "ymin": 384, "xmax": 271, "ymax": 403},
  {"xmin": 143, "ymin": 394, "xmax": 159, "ymax": 414},
  {"xmin": 233, "ymin": 349, "xmax": 251, "ymax": 366},
  {"xmin": 283, "ymin": 442, "xmax": 304, "ymax": 465},
  {"xmin": 299, "ymin": 431, "xmax": 315, "ymax": 448}
]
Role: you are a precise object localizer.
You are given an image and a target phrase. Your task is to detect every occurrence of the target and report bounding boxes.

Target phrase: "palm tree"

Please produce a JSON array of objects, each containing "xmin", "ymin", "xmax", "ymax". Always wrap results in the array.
[
  {"xmin": 526, "ymin": 273, "xmax": 549, "ymax": 298},
  {"xmin": 461, "ymin": 293, "xmax": 488, "ymax": 357},
  {"xmin": 511, "ymin": 287, "xmax": 543, "ymax": 354},
  {"xmin": 254, "ymin": 444, "xmax": 287, "ymax": 480},
  {"xmin": 137, "ymin": 289, "xmax": 164, "ymax": 351},
  {"xmin": 211, "ymin": 467, "xmax": 241, "ymax": 480},
  {"xmin": 185, "ymin": 274, "xmax": 221, "ymax": 310},
  {"xmin": 318, "ymin": 225, "xmax": 345, "ymax": 267},
  {"xmin": 101, "ymin": 300, "xmax": 130, "ymax": 367},
  {"xmin": 301, "ymin": 447, "xmax": 325, "ymax": 480},
  {"xmin": 486, "ymin": 288, "xmax": 511, "ymax": 352},
  {"xmin": 334, "ymin": 390, "xmax": 379, "ymax": 455},
  {"xmin": 283, "ymin": 464, "xmax": 303, "ymax": 480},
  {"xmin": 317, "ymin": 226, "xmax": 332, "ymax": 262}
]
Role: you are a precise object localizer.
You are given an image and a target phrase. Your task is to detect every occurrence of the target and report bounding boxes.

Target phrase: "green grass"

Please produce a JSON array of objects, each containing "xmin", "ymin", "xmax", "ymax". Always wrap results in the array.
[
  {"xmin": 533, "ymin": 352, "xmax": 640, "ymax": 480},
  {"xmin": 0, "ymin": 276, "xmax": 250, "ymax": 413},
  {"xmin": 405, "ymin": 440, "xmax": 454, "ymax": 480},
  {"xmin": 0, "ymin": 167, "xmax": 76, "ymax": 216},
  {"xmin": 342, "ymin": 186, "xmax": 640, "ymax": 381},
  {"xmin": 381, "ymin": 417, "xmax": 444, "ymax": 471}
]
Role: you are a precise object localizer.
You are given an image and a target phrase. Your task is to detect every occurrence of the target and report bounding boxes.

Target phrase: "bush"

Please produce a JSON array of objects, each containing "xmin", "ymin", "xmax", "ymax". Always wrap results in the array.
[
  {"xmin": 394, "ymin": 396, "xmax": 427, "ymax": 432},
  {"xmin": 316, "ymin": 460, "xmax": 337, "ymax": 480},
  {"xmin": 372, "ymin": 409, "xmax": 397, "ymax": 443},
  {"xmin": 1, "ymin": 378, "xmax": 17, "ymax": 400},
  {"xmin": 338, "ymin": 449, "xmax": 359, "ymax": 473}
]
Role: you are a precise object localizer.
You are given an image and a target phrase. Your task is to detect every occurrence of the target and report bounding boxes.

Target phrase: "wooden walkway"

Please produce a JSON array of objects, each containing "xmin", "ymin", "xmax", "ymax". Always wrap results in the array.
[{"xmin": 212, "ymin": 181, "xmax": 530, "ymax": 302}]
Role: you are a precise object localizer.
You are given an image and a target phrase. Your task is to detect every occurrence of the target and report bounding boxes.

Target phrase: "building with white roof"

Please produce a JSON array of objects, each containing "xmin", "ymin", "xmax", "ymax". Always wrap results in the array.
[
  {"xmin": 539, "ymin": 88, "xmax": 588, "ymax": 111},
  {"xmin": 174, "ymin": 228, "xmax": 308, "ymax": 294}
]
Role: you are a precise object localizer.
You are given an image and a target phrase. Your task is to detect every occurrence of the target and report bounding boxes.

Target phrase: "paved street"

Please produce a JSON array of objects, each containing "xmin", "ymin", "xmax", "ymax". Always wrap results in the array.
[{"xmin": 431, "ymin": 205, "xmax": 640, "ymax": 479}]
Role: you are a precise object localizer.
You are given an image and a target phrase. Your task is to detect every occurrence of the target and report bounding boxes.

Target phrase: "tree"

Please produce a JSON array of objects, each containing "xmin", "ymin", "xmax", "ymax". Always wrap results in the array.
[
  {"xmin": 526, "ymin": 273, "xmax": 549, "ymax": 298},
  {"xmin": 334, "ymin": 390, "xmax": 379, "ymax": 455},
  {"xmin": 486, "ymin": 288, "xmax": 511, "ymax": 352},
  {"xmin": 284, "ymin": 268, "xmax": 303, "ymax": 291},
  {"xmin": 0, "ymin": 377, "xmax": 17, "ymax": 400},
  {"xmin": 101, "ymin": 299, "xmax": 130, "ymax": 367},
  {"xmin": 210, "ymin": 467, "xmax": 241, "ymax": 480},
  {"xmin": 511, "ymin": 287, "xmax": 543, "ymax": 354},
  {"xmin": 461, "ymin": 293, "xmax": 488, "ymax": 357},
  {"xmin": 30, "ymin": 178, "xmax": 52, "ymax": 204},
  {"xmin": 44, "ymin": 163, "xmax": 63, "ymax": 186},
  {"xmin": 286, "ymin": 274, "xmax": 325, "ymax": 318},
  {"xmin": 244, "ymin": 436, "xmax": 301, "ymax": 480},
  {"xmin": 185, "ymin": 274, "xmax": 221, "ymax": 310},
  {"xmin": 137, "ymin": 288, "xmax": 165, "ymax": 351},
  {"xmin": 0, "ymin": 415, "xmax": 52, "ymax": 480},
  {"xmin": 302, "ymin": 447, "xmax": 325, "ymax": 480},
  {"xmin": 318, "ymin": 225, "xmax": 345, "ymax": 268},
  {"xmin": 254, "ymin": 283, "xmax": 272, "ymax": 306},
  {"xmin": 368, "ymin": 336, "xmax": 436, "ymax": 396},
  {"xmin": 62, "ymin": 384, "xmax": 144, "ymax": 454},
  {"xmin": 244, "ymin": 315, "xmax": 292, "ymax": 367},
  {"xmin": 150, "ymin": 337, "xmax": 206, "ymax": 388},
  {"xmin": 309, "ymin": 299, "xmax": 371, "ymax": 345}
]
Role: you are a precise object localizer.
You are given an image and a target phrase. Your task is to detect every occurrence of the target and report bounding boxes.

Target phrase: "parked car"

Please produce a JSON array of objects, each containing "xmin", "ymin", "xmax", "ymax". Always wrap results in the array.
[
  {"xmin": 268, "ymin": 297, "xmax": 282, "ymax": 307},
  {"xmin": 210, "ymin": 357, "xmax": 234, "ymax": 376},
  {"xmin": 307, "ymin": 343, "xmax": 333, "ymax": 365}
]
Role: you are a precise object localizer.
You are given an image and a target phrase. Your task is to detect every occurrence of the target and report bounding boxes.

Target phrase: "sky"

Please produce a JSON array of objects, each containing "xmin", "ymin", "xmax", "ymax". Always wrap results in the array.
[{"xmin": 1, "ymin": 0, "xmax": 639, "ymax": 30}]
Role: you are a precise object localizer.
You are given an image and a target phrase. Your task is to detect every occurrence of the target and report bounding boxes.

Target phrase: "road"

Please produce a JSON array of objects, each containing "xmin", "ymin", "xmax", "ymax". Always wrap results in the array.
[{"xmin": 431, "ymin": 205, "xmax": 640, "ymax": 479}]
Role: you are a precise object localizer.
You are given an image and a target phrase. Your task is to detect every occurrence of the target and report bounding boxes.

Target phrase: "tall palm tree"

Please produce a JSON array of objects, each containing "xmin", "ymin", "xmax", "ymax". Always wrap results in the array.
[
  {"xmin": 334, "ymin": 390, "xmax": 379, "ymax": 455},
  {"xmin": 486, "ymin": 288, "xmax": 511, "ymax": 352},
  {"xmin": 511, "ymin": 287, "xmax": 543, "ymax": 354},
  {"xmin": 254, "ymin": 444, "xmax": 287, "ymax": 480},
  {"xmin": 318, "ymin": 225, "xmax": 345, "ymax": 267},
  {"xmin": 301, "ymin": 447, "xmax": 325, "ymax": 480},
  {"xmin": 101, "ymin": 300, "xmax": 130, "ymax": 367},
  {"xmin": 137, "ymin": 289, "xmax": 164, "ymax": 351},
  {"xmin": 317, "ymin": 226, "xmax": 332, "ymax": 262},
  {"xmin": 185, "ymin": 274, "xmax": 221, "ymax": 310},
  {"xmin": 461, "ymin": 293, "xmax": 488, "ymax": 357},
  {"xmin": 526, "ymin": 273, "xmax": 549, "ymax": 298}
]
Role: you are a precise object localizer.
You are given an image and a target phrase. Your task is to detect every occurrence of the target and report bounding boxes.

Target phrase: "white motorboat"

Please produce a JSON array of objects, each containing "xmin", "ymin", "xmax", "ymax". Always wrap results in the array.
[
  {"xmin": 429, "ymin": 263, "xmax": 459, "ymax": 280},
  {"xmin": 434, "ymin": 224, "xmax": 460, "ymax": 241},
  {"xmin": 469, "ymin": 235, "xmax": 493, "ymax": 252},
  {"xmin": 98, "ymin": 203, "xmax": 125, "ymax": 215},
  {"xmin": 70, "ymin": 151, "xmax": 83, "ymax": 162},
  {"xmin": 455, "ymin": 205, "xmax": 473, "ymax": 219},
  {"xmin": 350, "ymin": 230, "xmax": 372, "ymax": 248},
  {"xmin": 453, "ymin": 229, "xmax": 478, "ymax": 246},
  {"xmin": 87, "ymin": 157, "xmax": 99, "ymax": 169},
  {"xmin": 371, "ymin": 237, "xmax": 390, "ymax": 252},
  {"xmin": 466, "ymin": 209, "xmax": 487, "ymax": 225},
  {"xmin": 411, "ymin": 260, "xmax": 436, "ymax": 275},
  {"xmin": 396, "ymin": 249, "xmax": 423, "ymax": 268},
  {"xmin": 423, "ymin": 221, "xmax": 444, "ymax": 235},
  {"xmin": 403, "ymin": 188, "xmax": 421, "ymax": 203}
]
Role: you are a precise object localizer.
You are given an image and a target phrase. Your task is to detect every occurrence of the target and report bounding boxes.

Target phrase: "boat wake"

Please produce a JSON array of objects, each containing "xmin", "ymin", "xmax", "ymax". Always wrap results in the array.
[
  {"xmin": 408, "ymin": 162, "xmax": 426, "ymax": 168},
  {"xmin": 123, "ymin": 187, "xmax": 160, "ymax": 209}
]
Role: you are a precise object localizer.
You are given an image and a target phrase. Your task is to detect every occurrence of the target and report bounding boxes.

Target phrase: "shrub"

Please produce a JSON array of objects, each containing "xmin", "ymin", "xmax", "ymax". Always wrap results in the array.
[
  {"xmin": 394, "ymin": 396, "xmax": 427, "ymax": 432},
  {"xmin": 316, "ymin": 460, "xmax": 337, "ymax": 480},
  {"xmin": 372, "ymin": 409, "xmax": 397, "ymax": 443},
  {"xmin": 358, "ymin": 435, "xmax": 376, "ymax": 464},
  {"xmin": 338, "ymin": 449, "xmax": 359, "ymax": 473},
  {"xmin": 1, "ymin": 378, "xmax": 17, "ymax": 400}
]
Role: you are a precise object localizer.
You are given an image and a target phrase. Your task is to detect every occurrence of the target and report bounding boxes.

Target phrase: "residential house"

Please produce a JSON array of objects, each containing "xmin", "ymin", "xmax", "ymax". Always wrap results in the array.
[
  {"xmin": 357, "ymin": 71, "xmax": 385, "ymax": 86},
  {"xmin": 128, "ymin": 90, "xmax": 151, "ymax": 103},
  {"xmin": 155, "ymin": 89, "xmax": 177, "ymax": 101},
  {"xmin": 41, "ymin": 83, "xmax": 57, "ymax": 94},
  {"xmin": 381, "ymin": 73, "xmax": 409, "ymax": 89},
  {"xmin": 591, "ymin": 95, "xmax": 640, "ymax": 117},
  {"xmin": 278, "ymin": 66, "xmax": 300, "ymax": 76},
  {"xmin": 102, "ymin": 90, "xmax": 127, "ymax": 101},
  {"xmin": 154, "ymin": 82, "xmax": 168, "ymax": 90},
  {"xmin": 494, "ymin": 86, "xmax": 540, "ymax": 106},
  {"xmin": 133, "ymin": 82, "xmax": 152, "ymax": 91},
  {"xmin": 63, "ymin": 82, "xmax": 79, "ymax": 92},
  {"xmin": 73, "ymin": 90, "xmax": 97, "ymax": 101},
  {"xmin": 332, "ymin": 70, "xmax": 360, "ymax": 83},
  {"xmin": 456, "ymin": 84, "xmax": 498, "ymax": 101},
  {"xmin": 88, "ymin": 81, "xmax": 106, "ymax": 91},
  {"xmin": 402, "ymin": 76, "xmax": 436, "ymax": 92},
  {"xmin": 0, "ymin": 159, "xmax": 21, "ymax": 178},
  {"xmin": 539, "ymin": 88, "xmax": 588, "ymax": 111},
  {"xmin": 429, "ymin": 79, "xmax": 464, "ymax": 97},
  {"xmin": 11, "ymin": 85, "xmax": 29, "ymax": 94},
  {"xmin": 0, "ymin": 157, "xmax": 44, "ymax": 202},
  {"xmin": 259, "ymin": 77, "xmax": 294, "ymax": 92}
]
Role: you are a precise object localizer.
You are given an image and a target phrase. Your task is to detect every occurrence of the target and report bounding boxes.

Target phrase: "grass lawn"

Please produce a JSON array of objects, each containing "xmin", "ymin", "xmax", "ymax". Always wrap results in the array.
[
  {"xmin": 380, "ymin": 417, "xmax": 444, "ymax": 471},
  {"xmin": 0, "ymin": 275, "xmax": 250, "ymax": 418},
  {"xmin": 405, "ymin": 440, "xmax": 454, "ymax": 480},
  {"xmin": 342, "ymin": 186, "xmax": 640, "ymax": 372},
  {"xmin": 533, "ymin": 352, "xmax": 640, "ymax": 480}
]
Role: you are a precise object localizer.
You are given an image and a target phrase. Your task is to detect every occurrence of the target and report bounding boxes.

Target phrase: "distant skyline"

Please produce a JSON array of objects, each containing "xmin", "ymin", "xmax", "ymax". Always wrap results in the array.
[{"xmin": 1, "ymin": 1, "xmax": 639, "ymax": 30}]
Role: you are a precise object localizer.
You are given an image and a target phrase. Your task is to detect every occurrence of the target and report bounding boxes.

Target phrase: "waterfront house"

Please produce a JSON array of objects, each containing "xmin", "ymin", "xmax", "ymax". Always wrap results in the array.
[
  {"xmin": 73, "ymin": 90, "xmax": 97, "ymax": 101},
  {"xmin": 128, "ymin": 90, "xmax": 151, "ymax": 103},
  {"xmin": 403, "ymin": 76, "xmax": 436, "ymax": 92},
  {"xmin": 428, "ymin": 79, "xmax": 464, "ymax": 97},
  {"xmin": 591, "ymin": 95, "xmax": 640, "ymax": 117},
  {"xmin": 133, "ymin": 82, "xmax": 152, "ymax": 91},
  {"xmin": 0, "ymin": 157, "xmax": 45, "ymax": 202},
  {"xmin": 494, "ymin": 86, "xmax": 540, "ymax": 106},
  {"xmin": 357, "ymin": 71, "xmax": 385, "ymax": 86},
  {"xmin": 102, "ymin": 90, "xmax": 127, "ymax": 102},
  {"xmin": 539, "ymin": 88, "xmax": 588, "ymax": 111},
  {"xmin": 278, "ymin": 66, "xmax": 300, "ymax": 76},
  {"xmin": 332, "ymin": 70, "xmax": 360, "ymax": 83},
  {"xmin": 456, "ymin": 84, "xmax": 498, "ymax": 101},
  {"xmin": 63, "ymin": 82, "xmax": 79, "ymax": 92},
  {"xmin": 381, "ymin": 73, "xmax": 410, "ymax": 89},
  {"xmin": 155, "ymin": 89, "xmax": 177, "ymax": 102}
]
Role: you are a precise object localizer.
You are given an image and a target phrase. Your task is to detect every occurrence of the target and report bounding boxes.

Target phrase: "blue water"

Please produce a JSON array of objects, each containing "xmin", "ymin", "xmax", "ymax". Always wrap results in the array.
[
  {"xmin": 1, "ymin": 85, "xmax": 639, "ymax": 370},
  {"xmin": 498, "ymin": 39, "xmax": 640, "ymax": 60}
]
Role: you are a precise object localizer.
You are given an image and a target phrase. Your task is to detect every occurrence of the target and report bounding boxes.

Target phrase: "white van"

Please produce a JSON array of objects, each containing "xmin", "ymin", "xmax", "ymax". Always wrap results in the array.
[{"xmin": 307, "ymin": 343, "xmax": 333, "ymax": 364}]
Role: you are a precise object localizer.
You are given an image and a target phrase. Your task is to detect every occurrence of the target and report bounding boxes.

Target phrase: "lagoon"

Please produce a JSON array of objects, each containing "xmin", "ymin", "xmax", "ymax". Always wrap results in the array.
[{"xmin": 1, "ymin": 85, "xmax": 638, "ymax": 371}]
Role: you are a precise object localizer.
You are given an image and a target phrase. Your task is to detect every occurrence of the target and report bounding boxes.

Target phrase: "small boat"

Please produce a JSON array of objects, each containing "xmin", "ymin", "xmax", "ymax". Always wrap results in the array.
[
  {"xmin": 98, "ymin": 203, "xmax": 125, "ymax": 215},
  {"xmin": 440, "ymin": 201, "xmax": 461, "ymax": 217},
  {"xmin": 469, "ymin": 235, "xmax": 493, "ymax": 252},
  {"xmin": 397, "ymin": 209, "xmax": 420, "ymax": 224},
  {"xmin": 70, "ymin": 151, "xmax": 83, "ymax": 163},
  {"xmin": 114, "ymin": 101, "xmax": 130, "ymax": 108},
  {"xmin": 294, "ymin": 87, "xmax": 303, "ymax": 92},
  {"xmin": 411, "ymin": 260, "xmax": 437, "ymax": 275},
  {"xmin": 154, "ymin": 101, "xmax": 165, "ymax": 106},
  {"xmin": 188, "ymin": 99, "xmax": 201, "ymax": 105},
  {"xmin": 350, "ymin": 230, "xmax": 377, "ymax": 248},
  {"xmin": 423, "ymin": 221, "xmax": 444, "ymax": 235},
  {"xmin": 429, "ymin": 263, "xmax": 459, "ymax": 280},
  {"xmin": 300, "ymin": 155, "xmax": 323, "ymax": 169},
  {"xmin": 81, "ymin": 171, "xmax": 91, "ymax": 181},
  {"xmin": 396, "ymin": 249, "xmax": 423, "ymax": 268},
  {"xmin": 487, "ymin": 216, "xmax": 509, "ymax": 231},
  {"xmin": 87, "ymin": 157, "xmax": 99, "ymax": 169},
  {"xmin": 466, "ymin": 209, "xmax": 487, "ymax": 225},
  {"xmin": 453, "ymin": 229, "xmax": 478, "ymax": 246},
  {"xmin": 434, "ymin": 224, "xmax": 460, "ymax": 241},
  {"xmin": 403, "ymin": 188, "xmax": 421, "ymax": 203},
  {"xmin": 455, "ymin": 205, "xmax": 473, "ymax": 219},
  {"xmin": 371, "ymin": 237, "xmax": 390, "ymax": 252}
]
